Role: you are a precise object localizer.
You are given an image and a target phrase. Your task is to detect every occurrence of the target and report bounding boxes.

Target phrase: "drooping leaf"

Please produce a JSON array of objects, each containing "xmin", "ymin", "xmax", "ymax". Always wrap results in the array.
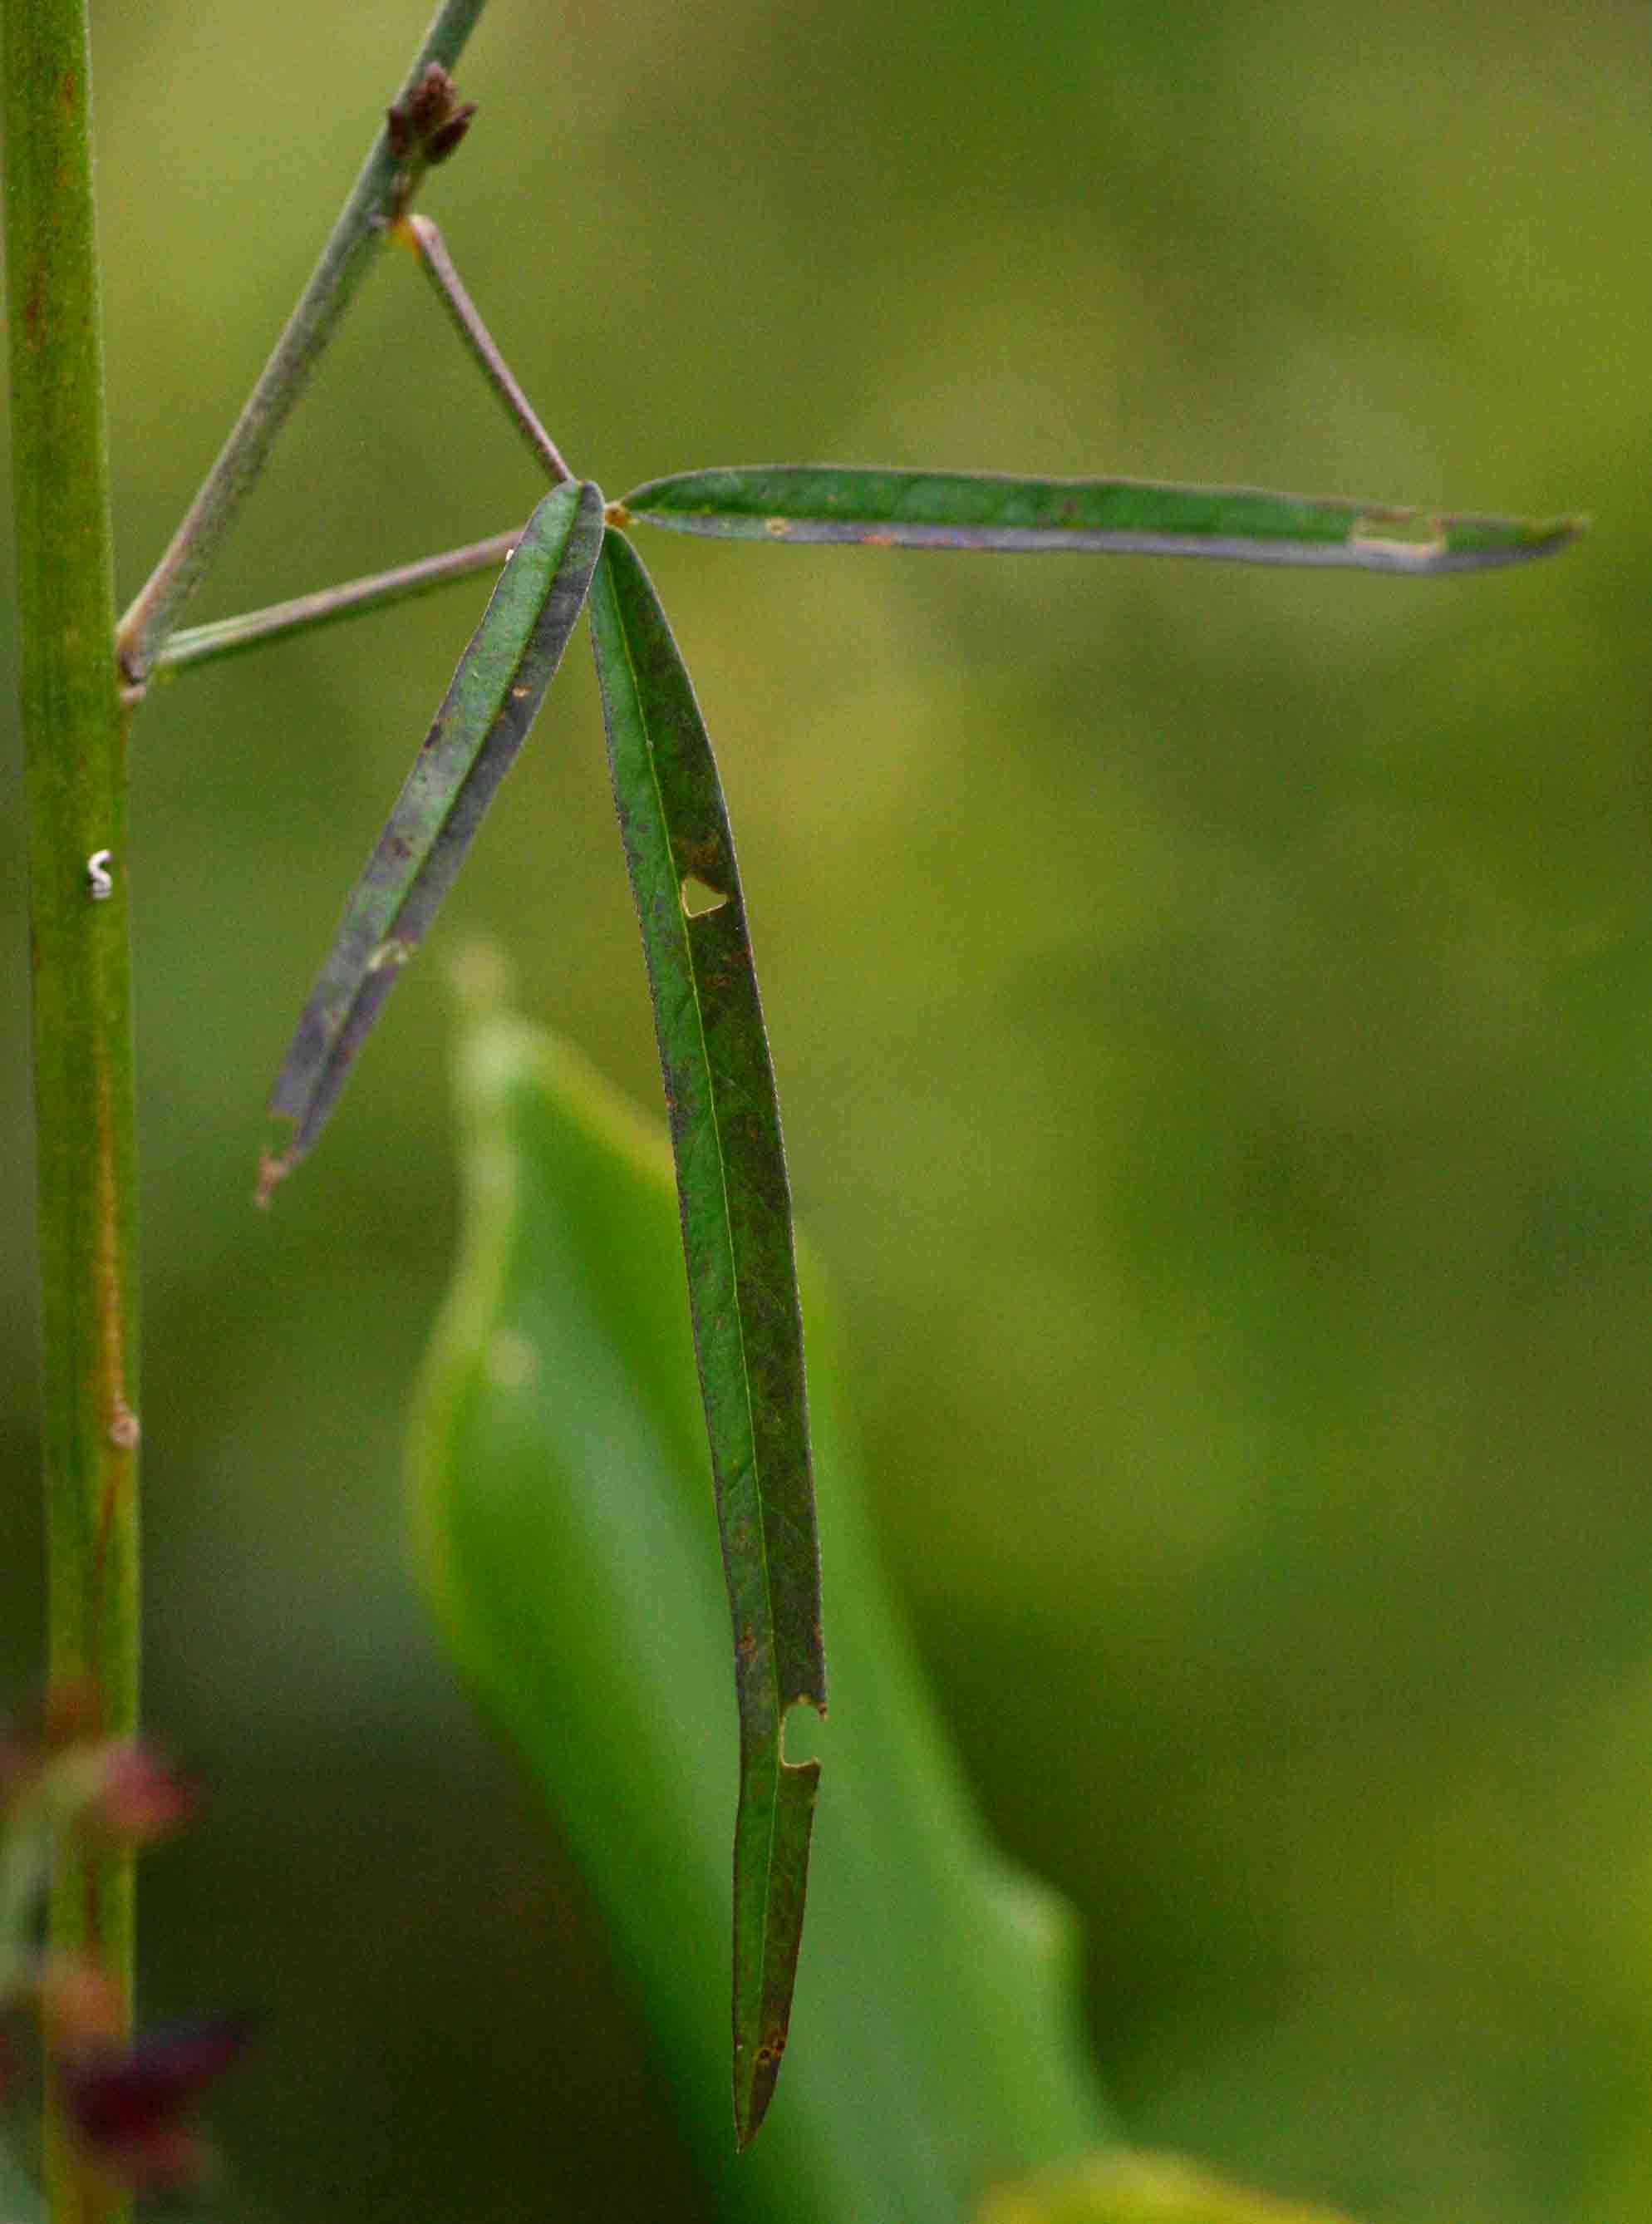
[
  {"xmin": 616, "ymin": 465, "xmax": 1581, "ymax": 573},
  {"xmin": 409, "ymin": 995, "xmax": 1114, "ymax": 2217},
  {"xmin": 263, "ymin": 480, "xmax": 604, "ymax": 1188},
  {"xmin": 586, "ymin": 526, "xmax": 824, "ymax": 2148}
]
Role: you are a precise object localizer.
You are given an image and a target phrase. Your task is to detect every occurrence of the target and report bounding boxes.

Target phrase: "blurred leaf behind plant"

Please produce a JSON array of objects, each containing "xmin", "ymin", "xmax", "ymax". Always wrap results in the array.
[{"xmin": 408, "ymin": 977, "xmax": 1114, "ymax": 2218}]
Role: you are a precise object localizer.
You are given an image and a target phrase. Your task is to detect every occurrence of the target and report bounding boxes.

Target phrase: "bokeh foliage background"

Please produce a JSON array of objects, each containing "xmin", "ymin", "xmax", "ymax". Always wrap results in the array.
[{"xmin": 2, "ymin": 2, "xmax": 1650, "ymax": 2219}]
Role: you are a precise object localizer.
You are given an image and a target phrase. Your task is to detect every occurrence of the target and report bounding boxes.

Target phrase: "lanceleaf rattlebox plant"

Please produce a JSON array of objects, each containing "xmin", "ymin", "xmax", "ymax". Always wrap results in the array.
[{"xmin": 2, "ymin": 0, "xmax": 1578, "ymax": 2217}]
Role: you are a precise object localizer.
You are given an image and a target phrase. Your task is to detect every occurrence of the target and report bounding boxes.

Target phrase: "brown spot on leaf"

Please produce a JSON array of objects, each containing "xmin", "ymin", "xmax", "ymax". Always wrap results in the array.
[{"xmin": 675, "ymin": 832, "xmax": 723, "ymax": 878}]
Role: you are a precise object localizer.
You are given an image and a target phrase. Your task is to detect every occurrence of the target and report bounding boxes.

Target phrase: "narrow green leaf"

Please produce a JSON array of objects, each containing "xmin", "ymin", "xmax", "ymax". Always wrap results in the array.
[
  {"xmin": 587, "ymin": 527, "xmax": 824, "ymax": 2148},
  {"xmin": 618, "ymin": 465, "xmax": 1582, "ymax": 574},
  {"xmin": 263, "ymin": 480, "xmax": 604, "ymax": 1187}
]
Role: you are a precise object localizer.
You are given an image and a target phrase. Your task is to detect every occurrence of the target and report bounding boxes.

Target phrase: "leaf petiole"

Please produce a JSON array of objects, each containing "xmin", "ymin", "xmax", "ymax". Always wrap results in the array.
[
  {"xmin": 140, "ymin": 528, "xmax": 524, "ymax": 686},
  {"xmin": 396, "ymin": 214, "xmax": 573, "ymax": 484}
]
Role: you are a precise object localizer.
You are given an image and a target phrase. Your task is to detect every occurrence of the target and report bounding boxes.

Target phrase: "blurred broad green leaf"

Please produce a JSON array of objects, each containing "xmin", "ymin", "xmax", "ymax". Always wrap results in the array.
[
  {"xmin": 617, "ymin": 466, "xmax": 1581, "ymax": 573},
  {"xmin": 408, "ymin": 991, "xmax": 1114, "ymax": 2217},
  {"xmin": 587, "ymin": 526, "xmax": 824, "ymax": 2145},
  {"xmin": 977, "ymin": 2153, "xmax": 1359, "ymax": 2224}
]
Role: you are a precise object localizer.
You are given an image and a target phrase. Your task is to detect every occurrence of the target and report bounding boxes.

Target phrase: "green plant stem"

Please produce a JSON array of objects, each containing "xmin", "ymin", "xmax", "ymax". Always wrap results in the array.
[
  {"xmin": 114, "ymin": 0, "xmax": 489, "ymax": 685},
  {"xmin": 398, "ymin": 214, "xmax": 573, "ymax": 482},
  {"xmin": 2, "ymin": 1, "xmax": 138, "ymax": 2219},
  {"xmin": 143, "ymin": 527, "xmax": 523, "ymax": 684}
]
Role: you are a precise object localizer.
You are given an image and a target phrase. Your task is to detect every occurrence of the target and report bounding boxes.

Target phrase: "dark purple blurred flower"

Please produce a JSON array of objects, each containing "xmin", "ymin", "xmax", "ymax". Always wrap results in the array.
[{"xmin": 57, "ymin": 2018, "xmax": 251, "ymax": 2194}]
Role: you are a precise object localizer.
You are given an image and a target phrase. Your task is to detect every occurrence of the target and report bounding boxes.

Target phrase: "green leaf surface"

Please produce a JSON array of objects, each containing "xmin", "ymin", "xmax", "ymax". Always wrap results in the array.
[
  {"xmin": 263, "ymin": 480, "xmax": 604, "ymax": 1184},
  {"xmin": 0, "ymin": 2132, "xmax": 43, "ymax": 2224},
  {"xmin": 587, "ymin": 527, "xmax": 824, "ymax": 2147},
  {"xmin": 618, "ymin": 465, "xmax": 1581, "ymax": 573},
  {"xmin": 410, "ymin": 997, "xmax": 1114, "ymax": 2217},
  {"xmin": 977, "ymin": 2153, "xmax": 1363, "ymax": 2224}
]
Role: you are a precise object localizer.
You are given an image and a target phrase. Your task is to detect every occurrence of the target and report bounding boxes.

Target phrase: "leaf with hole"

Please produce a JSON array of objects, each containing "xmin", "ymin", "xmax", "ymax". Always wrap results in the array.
[
  {"xmin": 263, "ymin": 478, "xmax": 605, "ymax": 1188},
  {"xmin": 588, "ymin": 524, "xmax": 824, "ymax": 2148},
  {"xmin": 617, "ymin": 465, "xmax": 1582, "ymax": 573}
]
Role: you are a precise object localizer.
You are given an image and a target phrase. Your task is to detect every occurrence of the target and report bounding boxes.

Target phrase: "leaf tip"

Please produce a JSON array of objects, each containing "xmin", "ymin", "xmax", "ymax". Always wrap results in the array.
[
  {"xmin": 253, "ymin": 1147, "xmax": 291, "ymax": 1211},
  {"xmin": 733, "ymin": 2030, "xmax": 789, "ymax": 2152},
  {"xmin": 254, "ymin": 1114, "xmax": 302, "ymax": 1208},
  {"xmin": 1541, "ymin": 511, "xmax": 1591, "ymax": 550},
  {"xmin": 1468, "ymin": 509, "xmax": 1589, "ymax": 564}
]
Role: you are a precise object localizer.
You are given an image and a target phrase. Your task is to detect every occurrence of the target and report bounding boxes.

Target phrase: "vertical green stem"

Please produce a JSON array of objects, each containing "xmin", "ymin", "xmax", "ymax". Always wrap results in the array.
[{"xmin": 2, "ymin": 2, "xmax": 140, "ymax": 2220}]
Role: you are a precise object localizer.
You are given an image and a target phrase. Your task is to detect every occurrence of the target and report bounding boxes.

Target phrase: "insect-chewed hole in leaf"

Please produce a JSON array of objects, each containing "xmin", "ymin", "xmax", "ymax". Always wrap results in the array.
[
  {"xmin": 1350, "ymin": 509, "xmax": 1448, "ymax": 560},
  {"xmin": 680, "ymin": 875, "xmax": 730, "ymax": 919},
  {"xmin": 780, "ymin": 1698, "xmax": 827, "ymax": 1769}
]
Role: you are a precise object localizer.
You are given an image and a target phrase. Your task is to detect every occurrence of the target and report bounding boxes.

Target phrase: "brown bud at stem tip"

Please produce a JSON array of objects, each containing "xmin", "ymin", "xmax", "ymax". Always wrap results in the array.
[
  {"xmin": 384, "ymin": 66, "xmax": 477, "ymax": 204},
  {"xmin": 405, "ymin": 63, "xmax": 455, "ymax": 139},
  {"xmin": 391, "ymin": 65, "xmax": 482, "ymax": 175}
]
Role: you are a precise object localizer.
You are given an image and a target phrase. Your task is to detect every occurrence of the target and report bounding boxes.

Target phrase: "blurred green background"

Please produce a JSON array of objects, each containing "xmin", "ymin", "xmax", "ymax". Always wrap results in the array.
[{"xmin": 2, "ymin": 2, "xmax": 1650, "ymax": 2218}]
